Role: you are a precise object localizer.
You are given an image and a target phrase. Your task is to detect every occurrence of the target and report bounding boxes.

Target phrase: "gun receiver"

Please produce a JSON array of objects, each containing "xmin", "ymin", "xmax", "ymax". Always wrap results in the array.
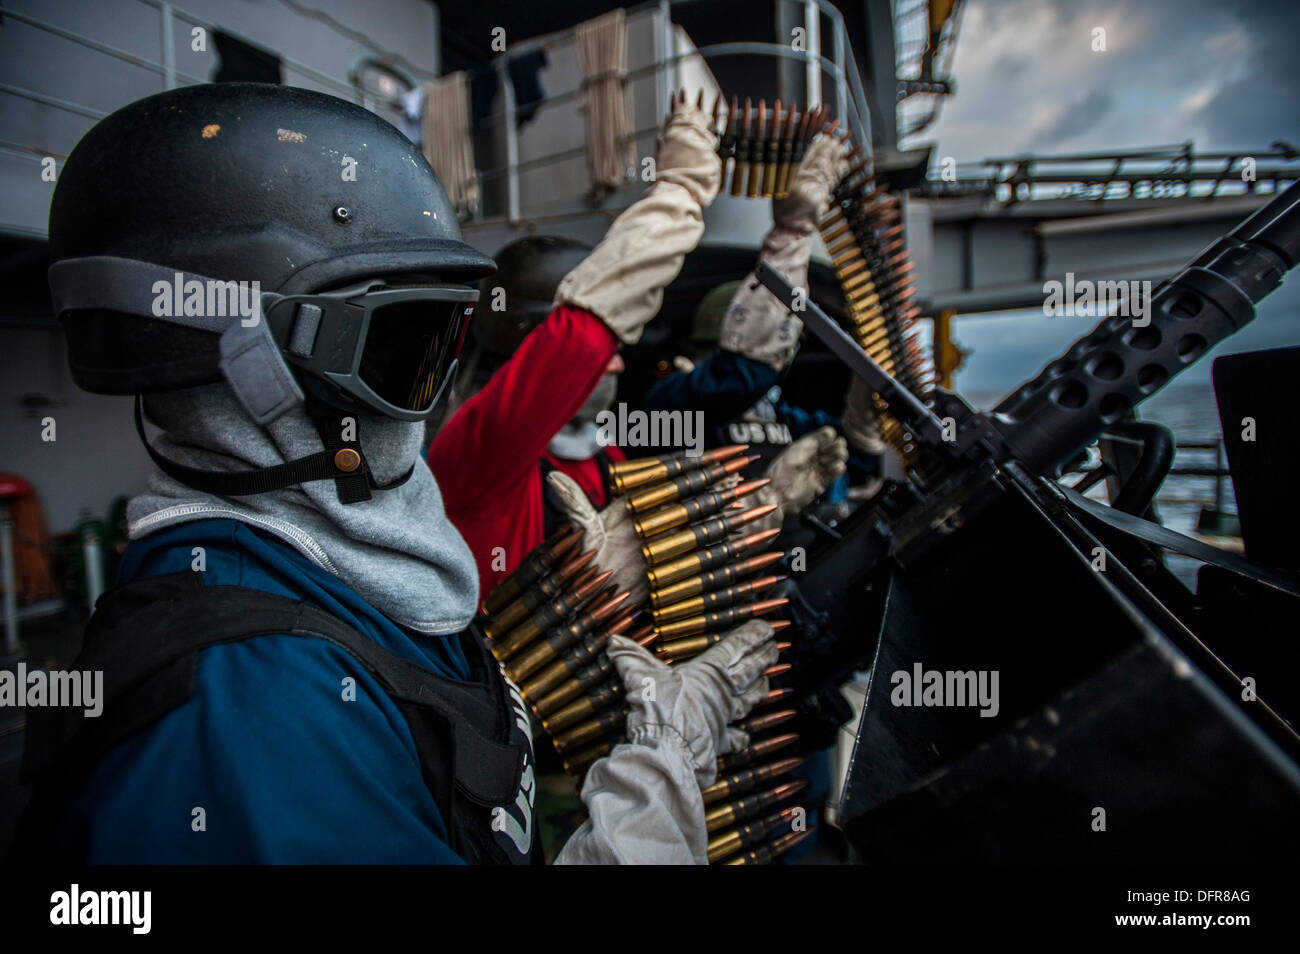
[
  {"xmin": 759, "ymin": 178, "xmax": 1300, "ymax": 484},
  {"xmin": 754, "ymin": 183, "xmax": 1300, "ymax": 861}
]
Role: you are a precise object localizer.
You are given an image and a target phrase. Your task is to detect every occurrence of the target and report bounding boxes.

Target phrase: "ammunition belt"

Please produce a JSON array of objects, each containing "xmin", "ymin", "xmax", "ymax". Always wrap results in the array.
[
  {"xmin": 707, "ymin": 94, "xmax": 836, "ymax": 200},
  {"xmin": 480, "ymin": 443, "xmax": 813, "ymax": 864},
  {"xmin": 820, "ymin": 154, "xmax": 935, "ymax": 464},
  {"xmin": 700, "ymin": 89, "xmax": 935, "ymax": 462}
]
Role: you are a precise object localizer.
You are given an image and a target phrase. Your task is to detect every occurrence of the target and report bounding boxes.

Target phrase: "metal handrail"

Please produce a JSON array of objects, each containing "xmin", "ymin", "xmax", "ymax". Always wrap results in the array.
[
  {"xmin": 469, "ymin": 0, "xmax": 874, "ymax": 226},
  {"xmin": 469, "ymin": 40, "xmax": 853, "ymax": 137},
  {"xmin": 136, "ymin": 0, "xmax": 361, "ymax": 100},
  {"xmin": 471, "ymin": 42, "xmax": 861, "ymax": 183},
  {"xmin": 1079, "ymin": 435, "xmax": 1239, "ymax": 519},
  {"xmin": 894, "ymin": 0, "xmax": 964, "ymax": 139},
  {"xmin": 4, "ymin": 0, "xmax": 874, "ymax": 230},
  {"xmin": 0, "ymin": 0, "xmax": 432, "ymax": 239},
  {"xmin": 0, "ymin": 0, "xmax": 406, "ymax": 139},
  {"xmin": 0, "ymin": 140, "xmax": 69, "ymax": 162},
  {"xmin": 921, "ymin": 142, "xmax": 1300, "ymax": 203},
  {"xmin": 0, "ymin": 6, "xmax": 204, "ymax": 85}
]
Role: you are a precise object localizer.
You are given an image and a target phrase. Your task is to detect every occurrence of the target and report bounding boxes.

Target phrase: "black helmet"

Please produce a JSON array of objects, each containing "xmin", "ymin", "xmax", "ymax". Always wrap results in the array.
[
  {"xmin": 473, "ymin": 235, "xmax": 591, "ymax": 357},
  {"xmin": 48, "ymin": 82, "xmax": 494, "ymax": 424}
]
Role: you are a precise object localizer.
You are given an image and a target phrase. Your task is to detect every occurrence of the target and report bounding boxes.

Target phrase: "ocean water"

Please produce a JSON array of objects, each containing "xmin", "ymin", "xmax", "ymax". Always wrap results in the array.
[{"xmin": 964, "ymin": 382, "xmax": 1232, "ymax": 590}]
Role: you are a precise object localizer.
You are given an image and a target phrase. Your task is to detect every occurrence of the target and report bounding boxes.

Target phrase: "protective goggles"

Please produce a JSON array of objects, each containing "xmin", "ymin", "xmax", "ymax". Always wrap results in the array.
[
  {"xmin": 47, "ymin": 256, "xmax": 477, "ymax": 424},
  {"xmin": 264, "ymin": 280, "xmax": 477, "ymax": 421}
]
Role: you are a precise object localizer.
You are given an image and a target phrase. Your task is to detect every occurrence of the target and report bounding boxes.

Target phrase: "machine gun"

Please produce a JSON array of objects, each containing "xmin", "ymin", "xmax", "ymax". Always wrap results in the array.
[{"xmin": 755, "ymin": 180, "xmax": 1300, "ymax": 862}]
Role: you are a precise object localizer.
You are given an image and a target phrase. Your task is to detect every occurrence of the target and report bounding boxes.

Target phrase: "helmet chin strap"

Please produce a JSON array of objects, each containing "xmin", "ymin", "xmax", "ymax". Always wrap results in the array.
[{"xmin": 133, "ymin": 395, "xmax": 413, "ymax": 504}]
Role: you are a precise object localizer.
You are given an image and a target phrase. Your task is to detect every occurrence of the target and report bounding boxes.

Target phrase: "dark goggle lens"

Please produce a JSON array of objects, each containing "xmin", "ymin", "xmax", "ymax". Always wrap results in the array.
[{"xmin": 359, "ymin": 298, "xmax": 471, "ymax": 412}]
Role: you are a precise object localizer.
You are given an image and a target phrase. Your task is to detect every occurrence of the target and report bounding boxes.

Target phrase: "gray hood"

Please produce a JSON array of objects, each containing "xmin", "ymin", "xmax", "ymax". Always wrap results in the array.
[{"xmin": 127, "ymin": 383, "xmax": 480, "ymax": 634}]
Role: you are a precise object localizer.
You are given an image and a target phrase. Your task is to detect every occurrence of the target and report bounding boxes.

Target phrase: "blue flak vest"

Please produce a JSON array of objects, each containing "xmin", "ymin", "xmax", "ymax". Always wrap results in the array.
[{"xmin": 14, "ymin": 519, "xmax": 539, "ymax": 865}]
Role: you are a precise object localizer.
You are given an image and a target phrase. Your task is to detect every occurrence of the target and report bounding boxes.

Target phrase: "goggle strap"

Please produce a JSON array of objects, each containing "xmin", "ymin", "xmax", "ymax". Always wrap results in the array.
[
  {"xmin": 287, "ymin": 303, "xmax": 324, "ymax": 357},
  {"xmin": 50, "ymin": 256, "xmax": 302, "ymax": 425},
  {"xmin": 51, "ymin": 255, "xmax": 465, "ymax": 426},
  {"xmin": 48, "ymin": 256, "xmax": 241, "ymax": 334},
  {"xmin": 218, "ymin": 318, "xmax": 305, "ymax": 425}
]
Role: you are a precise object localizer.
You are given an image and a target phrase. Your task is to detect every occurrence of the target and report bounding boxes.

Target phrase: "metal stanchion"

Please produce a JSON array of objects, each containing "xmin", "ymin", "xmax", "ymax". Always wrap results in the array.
[
  {"xmin": 1, "ymin": 510, "xmax": 18, "ymax": 654},
  {"xmin": 82, "ymin": 525, "xmax": 104, "ymax": 611}
]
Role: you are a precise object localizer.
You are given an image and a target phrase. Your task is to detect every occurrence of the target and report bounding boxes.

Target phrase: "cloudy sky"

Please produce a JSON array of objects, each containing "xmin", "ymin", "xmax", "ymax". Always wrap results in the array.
[{"xmin": 907, "ymin": 0, "xmax": 1300, "ymax": 397}]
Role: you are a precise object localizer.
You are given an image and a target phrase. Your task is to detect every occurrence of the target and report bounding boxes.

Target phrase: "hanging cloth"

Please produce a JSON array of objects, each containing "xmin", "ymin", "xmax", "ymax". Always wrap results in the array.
[
  {"xmin": 574, "ymin": 9, "xmax": 636, "ymax": 204},
  {"xmin": 212, "ymin": 31, "xmax": 283, "ymax": 84},
  {"xmin": 421, "ymin": 71, "xmax": 480, "ymax": 219},
  {"xmin": 507, "ymin": 48, "xmax": 549, "ymax": 127}
]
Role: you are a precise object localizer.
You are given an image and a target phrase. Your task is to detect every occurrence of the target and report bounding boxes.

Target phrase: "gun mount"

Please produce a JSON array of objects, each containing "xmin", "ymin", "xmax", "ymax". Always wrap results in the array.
[{"xmin": 757, "ymin": 180, "xmax": 1300, "ymax": 862}]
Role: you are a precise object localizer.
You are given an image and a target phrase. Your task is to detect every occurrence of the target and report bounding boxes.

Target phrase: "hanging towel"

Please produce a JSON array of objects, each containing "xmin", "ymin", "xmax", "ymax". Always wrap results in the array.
[
  {"xmin": 421, "ymin": 72, "xmax": 480, "ymax": 219},
  {"xmin": 574, "ymin": 9, "xmax": 636, "ymax": 204}
]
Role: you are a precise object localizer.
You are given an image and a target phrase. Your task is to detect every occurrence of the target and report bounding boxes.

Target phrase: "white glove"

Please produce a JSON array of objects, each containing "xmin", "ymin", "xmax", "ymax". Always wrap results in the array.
[
  {"xmin": 771, "ymin": 132, "xmax": 849, "ymax": 235},
  {"xmin": 752, "ymin": 426, "xmax": 849, "ymax": 532},
  {"xmin": 842, "ymin": 376, "xmax": 887, "ymax": 456},
  {"xmin": 546, "ymin": 470, "xmax": 648, "ymax": 604},
  {"xmin": 554, "ymin": 98, "xmax": 721, "ymax": 345},
  {"xmin": 718, "ymin": 134, "xmax": 849, "ymax": 370},
  {"xmin": 610, "ymin": 621, "xmax": 777, "ymax": 783},
  {"xmin": 653, "ymin": 96, "xmax": 723, "ymax": 209},
  {"xmin": 553, "ymin": 621, "xmax": 778, "ymax": 865}
]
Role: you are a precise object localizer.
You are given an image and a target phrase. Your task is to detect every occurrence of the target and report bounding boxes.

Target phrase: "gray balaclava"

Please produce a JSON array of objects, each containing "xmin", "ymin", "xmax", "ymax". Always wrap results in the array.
[
  {"xmin": 547, "ymin": 372, "xmax": 619, "ymax": 460},
  {"xmin": 128, "ymin": 383, "xmax": 480, "ymax": 634}
]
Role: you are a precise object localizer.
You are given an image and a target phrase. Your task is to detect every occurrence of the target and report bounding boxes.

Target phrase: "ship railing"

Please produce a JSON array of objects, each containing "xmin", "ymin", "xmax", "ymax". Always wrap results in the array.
[
  {"xmin": 468, "ymin": 0, "xmax": 875, "ymax": 226},
  {"xmin": 0, "ymin": 0, "xmax": 425, "ymax": 150},
  {"xmin": 1076, "ymin": 434, "xmax": 1239, "ymax": 537},
  {"xmin": 0, "ymin": 0, "xmax": 431, "ymax": 240},
  {"xmin": 918, "ymin": 141, "xmax": 1300, "ymax": 205}
]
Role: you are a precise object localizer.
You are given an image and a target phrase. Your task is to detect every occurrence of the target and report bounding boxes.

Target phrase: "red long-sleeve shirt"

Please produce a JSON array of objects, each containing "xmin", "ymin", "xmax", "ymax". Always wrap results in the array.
[{"xmin": 429, "ymin": 305, "xmax": 624, "ymax": 605}]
